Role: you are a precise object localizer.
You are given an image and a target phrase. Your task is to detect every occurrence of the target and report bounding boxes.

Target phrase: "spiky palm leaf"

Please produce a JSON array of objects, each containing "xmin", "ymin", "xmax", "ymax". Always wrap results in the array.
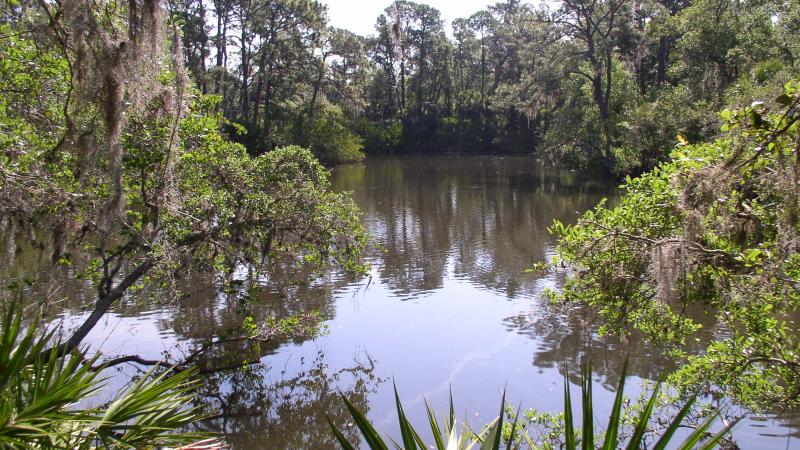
[
  {"xmin": 330, "ymin": 360, "xmax": 739, "ymax": 449},
  {"xmin": 0, "ymin": 304, "xmax": 215, "ymax": 449}
]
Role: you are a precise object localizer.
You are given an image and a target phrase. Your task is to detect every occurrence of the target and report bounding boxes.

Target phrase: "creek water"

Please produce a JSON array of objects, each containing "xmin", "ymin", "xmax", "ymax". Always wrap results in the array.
[{"xmin": 47, "ymin": 155, "xmax": 799, "ymax": 448}]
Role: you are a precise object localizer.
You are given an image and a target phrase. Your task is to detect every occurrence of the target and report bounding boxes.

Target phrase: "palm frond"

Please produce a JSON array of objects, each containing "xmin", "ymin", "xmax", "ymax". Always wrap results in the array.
[
  {"xmin": 331, "ymin": 358, "xmax": 740, "ymax": 449},
  {"xmin": 0, "ymin": 303, "xmax": 217, "ymax": 449}
]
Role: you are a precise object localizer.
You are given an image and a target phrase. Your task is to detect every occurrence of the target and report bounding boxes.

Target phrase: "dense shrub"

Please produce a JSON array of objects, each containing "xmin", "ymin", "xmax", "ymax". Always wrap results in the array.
[
  {"xmin": 551, "ymin": 79, "xmax": 800, "ymax": 410},
  {"xmin": 308, "ymin": 105, "xmax": 366, "ymax": 164}
]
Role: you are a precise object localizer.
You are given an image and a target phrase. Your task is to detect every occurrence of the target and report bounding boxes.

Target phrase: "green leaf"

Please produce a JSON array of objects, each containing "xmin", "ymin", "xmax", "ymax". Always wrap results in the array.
[
  {"xmin": 601, "ymin": 360, "xmax": 628, "ymax": 450},
  {"xmin": 696, "ymin": 417, "xmax": 740, "ymax": 450},
  {"xmin": 506, "ymin": 403, "xmax": 522, "ymax": 450},
  {"xmin": 394, "ymin": 382, "xmax": 419, "ymax": 450},
  {"xmin": 581, "ymin": 359, "xmax": 594, "ymax": 450},
  {"xmin": 651, "ymin": 393, "xmax": 697, "ymax": 450},
  {"xmin": 480, "ymin": 390, "xmax": 505, "ymax": 450},
  {"xmin": 339, "ymin": 392, "xmax": 390, "ymax": 450},
  {"xmin": 676, "ymin": 411, "xmax": 722, "ymax": 450},
  {"xmin": 327, "ymin": 416, "xmax": 357, "ymax": 450},
  {"xmin": 425, "ymin": 400, "xmax": 446, "ymax": 450},
  {"xmin": 624, "ymin": 375, "xmax": 663, "ymax": 450},
  {"xmin": 564, "ymin": 371, "xmax": 576, "ymax": 450}
]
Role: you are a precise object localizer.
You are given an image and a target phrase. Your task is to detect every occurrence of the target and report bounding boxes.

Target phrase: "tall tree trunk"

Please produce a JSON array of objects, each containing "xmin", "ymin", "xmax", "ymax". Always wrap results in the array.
[
  {"xmin": 262, "ymin": 71, "xmax": 273, "ymax": 142},
  {"xmin": 199, "ymin": 1, "xmax": 208, "ymax": 94},
  {"xmin": 400, "ymin": 50, "xmax": 406, "ymax": 114},
  {"xmin": 656, "ymin": 36, "xmax": 668, "ymax": 85},
  {"xmin": 240, "ymin": 26, "xmax": 249, "ymax": 121},
  {"xmin": 221, "ymin": 19, "xmax": 229, "ymax": 115},
  {"xmin": 214, "ymin": 0, "xmax": 226, "ymax": 94},
  {"xmin": 252, "ymin": 48, "xmax": 268, "ymax": 125},
  {"xmin": 480, "ymin": 40, "xmax": 486, "ymax": 110},
  {"xmin": 417, "ymin": 29, "xmax": 427, "ymax": 109},
  {"xmin": 586, "ymin": 31, "xmax": 612, "ymax": 156},
  {"xmin": 602, "ymin": 51, "xmax": 613, "ymax": 155},
  {"xmin": 309, "ymin": 59, "xmax": 325, "ymax": 120}
]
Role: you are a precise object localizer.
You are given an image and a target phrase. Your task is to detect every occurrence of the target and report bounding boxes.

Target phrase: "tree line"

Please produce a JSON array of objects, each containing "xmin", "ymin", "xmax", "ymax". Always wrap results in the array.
[{"xmin": 174, "ymin": 0, "xmax": 799, "ymax": 174}]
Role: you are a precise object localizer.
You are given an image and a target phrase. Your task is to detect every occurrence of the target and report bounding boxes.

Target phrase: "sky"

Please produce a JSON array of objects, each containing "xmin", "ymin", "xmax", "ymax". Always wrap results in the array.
[{"xmin": 320, "ymin": 0, "xmax": 499, "ymax": 37}]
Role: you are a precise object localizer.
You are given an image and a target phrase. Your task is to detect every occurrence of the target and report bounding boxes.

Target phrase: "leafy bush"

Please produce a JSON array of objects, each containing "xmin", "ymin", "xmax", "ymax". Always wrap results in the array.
[
  {"xmin": 433, "ymin": 115, "xmax": 487, "ymax": 152},
  {"xmin": 1, "ymin": 2, "xmax": 367, "ymax": 361},
  {"xmin": 551, "ymin": 79, "xmax": 800, "ymax": 410},
  {"xmin": 540, "ymin": 74, "xmax": 605, "ymax": 170},
  {"xmin": 355, "ymin": 118, "xmax": 404, "ymax": 154},
  {"xmin": 308, "ymin": 105, "xmax": 366, "ymax": 164},
  {"xmin": 541, "ymin": 58, "xmax": 641, "ymax": 172},
  {"xmin": 612, "ymin": 85, "xmax": 718, "ymax": 176}
]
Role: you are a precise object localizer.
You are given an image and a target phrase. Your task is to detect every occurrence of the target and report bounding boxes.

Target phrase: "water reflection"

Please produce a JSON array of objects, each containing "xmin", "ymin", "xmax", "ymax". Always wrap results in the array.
[
  {"xmin": 333, "ymin": 156, "xmax": 612, "ymax": 301},
  {"xmin": 329, "ymin": 156, "xmax": 798, "ymax": 447},
  {"xmin": 194, "ymin": 350, "xmax": 383, "ymax": 450},
  {"xmin": 15, "ymin": 155, "xmax": 799, "ymax": 448}
]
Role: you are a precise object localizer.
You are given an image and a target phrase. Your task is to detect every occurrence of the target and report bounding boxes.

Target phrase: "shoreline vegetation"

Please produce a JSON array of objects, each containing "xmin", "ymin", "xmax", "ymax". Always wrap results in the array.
[
  {"xmin": 1, "ymin": 0, "xmax": 798, "ymax": 448},
  {"xmin": 331, "ymin": 360, "xmax": 740, "ymax": 449}
]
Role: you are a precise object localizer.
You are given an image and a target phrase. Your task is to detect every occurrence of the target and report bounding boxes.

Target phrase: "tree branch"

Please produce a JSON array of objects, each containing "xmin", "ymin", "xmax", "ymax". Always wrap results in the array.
[{"xmin": 47, "ymin": 258, "xmax": 156, "ymax": 358}]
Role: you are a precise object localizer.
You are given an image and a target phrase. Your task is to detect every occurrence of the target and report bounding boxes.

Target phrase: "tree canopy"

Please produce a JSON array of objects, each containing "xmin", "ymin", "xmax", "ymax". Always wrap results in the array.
[
  {"xmin": 0, "ymin": 0, "xmax": 366, "ymax": 360},
  {"xmin": 169, "ymin": 0, "xmax": 798, "ymax": 173}
]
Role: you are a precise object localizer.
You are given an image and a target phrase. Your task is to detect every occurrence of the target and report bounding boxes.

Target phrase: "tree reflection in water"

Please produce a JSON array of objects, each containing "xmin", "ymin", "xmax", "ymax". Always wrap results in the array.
[
  {"xmin": 333, "ymin": 156, "xmax": 615, "ymax": 300},
  {"xmin": 193, "ymin": 350, "xmax": 383, "ymax": 450},
  {"xmin": 501, "ymin": 299, "xmax": 718, "ymax": 390},
  {"xmin": 21, "ymin": 155, "xmax": 800, "ymax": 448}
]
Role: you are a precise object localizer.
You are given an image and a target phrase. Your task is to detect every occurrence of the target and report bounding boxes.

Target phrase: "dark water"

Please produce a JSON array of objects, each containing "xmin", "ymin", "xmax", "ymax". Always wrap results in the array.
[{"xmin": 48, "ymin": 155, "xmax": 798, "ymax": 448}]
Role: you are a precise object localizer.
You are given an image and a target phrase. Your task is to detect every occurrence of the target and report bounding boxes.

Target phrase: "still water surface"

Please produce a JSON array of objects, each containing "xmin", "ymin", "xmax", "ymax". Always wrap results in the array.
[{"xmin": 64, "ymin": 155, "xmax": 798, "ymax": 448}]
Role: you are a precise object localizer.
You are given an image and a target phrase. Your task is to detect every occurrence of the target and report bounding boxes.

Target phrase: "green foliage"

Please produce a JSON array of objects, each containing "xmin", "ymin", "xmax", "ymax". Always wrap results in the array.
[
  {"xmin": 542, "ymin": 58, "xmax": 641, "ymax": 171},
  {"xmin": 612, "ymin": 86, "xmax": 718, "ymax": 176},
  {"xmin": 0, "ymin": 305, "xmax": 211, "ymax": 449},
  {"xmin": 0, "ymin": 24, "xmax": 68, "ymax": 162},
  {"xmin": 540, "ymin": 81, "xmax": 603, "ymax": 170},
  {"xmin": 163, "ymin": 0, "xmax": 800, "ymax": 173},
  {"xmin": 355, "ymin": 119, "xmax": 403, "ymax": 154},
  {"xmin": 1, "ymin": 0, "xmax": 367, "ymax": 362},
  {"xmin": 173, "ymin": 102, "xmax": 368, "ymax": 276},
  {"xmin": 329, "ymin": 360, "xmax": 736, "ymax": 449},
  {"xmin": 552, "ymin": 79, "xmax": 800, "ymax": 410},
  {"xmin": 433, "ymin": 116, "xmax": 488, "ymax": 152},
  {"xmin": 307, "ymin": 105, "xmax": 366, "ymax": 164}
]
